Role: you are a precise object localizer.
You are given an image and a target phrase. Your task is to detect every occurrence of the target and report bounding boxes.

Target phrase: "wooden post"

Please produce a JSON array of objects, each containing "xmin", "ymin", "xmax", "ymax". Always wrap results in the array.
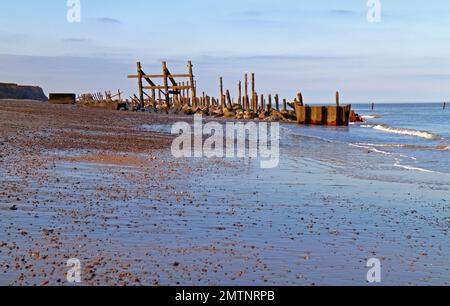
[
  {"xmin": 251, "ymin": 73, "xmax": 256, "ymax": 111},
  {"xmin": 254, "ymin": 92, "xmax": 258, "ymax": 113},
  {"xmin": 162, "ymin": 61, "xmax": 170, "ymax": 106},
  {"xmin": 238, "ymin": 81, "xmax": 242, "ymax": 107},
  {"xmin": 336, "ymin": 91, "xmax": 340, "ymax": 106},
  {"xmin": 194, "ymin": 81, "xmax": 197, "ymax": 98},
  {"xmin": 244, "ymin": 74, "xmax": 249, "ymax": 110},
  {"xmin": 443, "ymin": 102, "xmax": 446, "ymax": 110},
  {"xmin": 297, "ymin": 93, "xmax": 304, "ymax": 106},
  {"xmin": 137, "ymin": 62, "xmax": 144, "ymax": 108},
  {"xmin": 188, "ymin": 61, "xmax": 196, "ymax": 99},
  {"xmin": 372, "ymin": 102, "xmax": 375, "ymax": 111},
  {"xmin": 261, "ymin": 94, "xmax": 265, "ymax": 112},
  {"xmin": 283, "ymin": 99, "xmax": 287, "ymax": 111},
  {"xmin": 151, "ymin": 88, "xmax": 156, "ymax": 102},
  {"xmin": 220, "ymin": 77, "xmax": 224, "ymax": 109},
  {"xmin": 226, "ymin": 90, "xmax": 232, "ymax": 109},
  {"xmin": 268, "ymin": 94, "xmax": 273, "ymax": 112}
]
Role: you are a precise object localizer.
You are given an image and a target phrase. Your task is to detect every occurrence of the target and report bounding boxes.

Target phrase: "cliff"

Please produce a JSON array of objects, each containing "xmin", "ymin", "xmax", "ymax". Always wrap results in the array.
[{"xmin": 0, "ymin": 83, "xmax": 48, "ymax": 101}]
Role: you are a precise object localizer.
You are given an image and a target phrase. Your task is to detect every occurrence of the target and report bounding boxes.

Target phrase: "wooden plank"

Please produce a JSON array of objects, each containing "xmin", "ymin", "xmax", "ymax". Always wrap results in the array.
[
  {"xmin": 164, "ymin": 65, "xmax": 179, "ymax": 87},
  {"xmin": 143, "ymin": 85, "xmax": 192, "ymax": 90},
  {"xmin": 129, "ymin": 74, "xmax": 191, "ymax": 79},
  {"xmin": 128, "ymin": 74, "xmax": 191, "ymax": 79}
]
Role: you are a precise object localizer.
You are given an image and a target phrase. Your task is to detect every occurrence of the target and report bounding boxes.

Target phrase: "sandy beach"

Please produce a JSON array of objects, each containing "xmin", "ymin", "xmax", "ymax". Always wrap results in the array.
[{"xmin": 0, "ymin": 100, "xmax": 449, "ymax": 286}]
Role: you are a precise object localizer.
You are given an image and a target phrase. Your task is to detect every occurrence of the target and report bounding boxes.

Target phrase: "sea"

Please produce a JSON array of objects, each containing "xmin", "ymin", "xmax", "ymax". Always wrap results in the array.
[{"xmin": 281, "ymin": 103, "xmax": 449, "ymax": 176}]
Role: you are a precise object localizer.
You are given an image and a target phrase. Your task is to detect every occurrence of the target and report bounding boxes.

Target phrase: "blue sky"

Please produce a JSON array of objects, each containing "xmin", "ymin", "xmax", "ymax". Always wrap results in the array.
[{"xmin": 1, "ymin": 0, "xmax": 450, "ymax": 103}]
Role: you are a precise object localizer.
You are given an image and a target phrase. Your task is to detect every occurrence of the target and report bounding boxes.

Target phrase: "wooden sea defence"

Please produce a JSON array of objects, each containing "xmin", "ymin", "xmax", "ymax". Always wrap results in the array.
[
  {"xmin": 126, "ymin": 60, "xmax": 353, "ymax": 126},
  {"xmin": 77, "ymin": 90, "xmax": 127, "ymax": 110}
]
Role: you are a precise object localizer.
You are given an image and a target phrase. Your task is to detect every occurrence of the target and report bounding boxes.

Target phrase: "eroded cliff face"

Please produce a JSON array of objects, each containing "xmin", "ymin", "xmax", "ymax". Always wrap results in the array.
[{"xmin": 0, "ymin": 83, "xmax": 48, "ymax": 101}]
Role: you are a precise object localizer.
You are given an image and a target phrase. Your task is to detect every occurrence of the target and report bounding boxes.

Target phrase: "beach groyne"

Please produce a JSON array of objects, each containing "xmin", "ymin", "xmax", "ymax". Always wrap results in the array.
[{"xmin": 126, "ymin": 61, "xmax": 355, "ymax": 126}]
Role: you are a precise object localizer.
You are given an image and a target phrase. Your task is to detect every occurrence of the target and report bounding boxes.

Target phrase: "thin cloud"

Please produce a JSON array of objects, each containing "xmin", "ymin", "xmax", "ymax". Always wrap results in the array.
[
  {"xmin": 96, "ymin": 17, "xmax": 121, "ymax": 24},
  {"xmin": 63, "ymin": 38, "xmax": 89, "ymax": 43},
  {"xmin": 0, "ymin": 31, "xmax": 27, "ymax": 43},
  {"xmin": 330, "ymin": 9, "xmax": 356, "ymax": 16},
  {"xmin": 241, "ymin": 10, "xmax": 264, "ymax": 17},
  {"xmin": 194, "ymin": 54, "xmax": 361, "ymax": 64},
  {"xmin": 408, "ymin": 73, "xmax": 450, "ymax": 80}
]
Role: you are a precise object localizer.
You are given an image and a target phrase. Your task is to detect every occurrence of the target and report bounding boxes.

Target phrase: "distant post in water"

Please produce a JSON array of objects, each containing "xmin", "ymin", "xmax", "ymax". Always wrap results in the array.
[
  {"xmin": 443, "ymin": 102, "xmax": 446, "ymax": 110},
  {"xmin": 372, "ymin": 102, "xmax": 375, "ymax": 111},
  {"xmin": 336, "ymin": 91, "xmax": 340, "ymax": 107}
]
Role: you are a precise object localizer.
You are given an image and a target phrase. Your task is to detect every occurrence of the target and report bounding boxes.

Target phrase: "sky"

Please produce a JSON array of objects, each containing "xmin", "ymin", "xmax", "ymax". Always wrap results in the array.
[{"xmin": 1, "ymin": 0, "xmax": 450, "ymax": 103}]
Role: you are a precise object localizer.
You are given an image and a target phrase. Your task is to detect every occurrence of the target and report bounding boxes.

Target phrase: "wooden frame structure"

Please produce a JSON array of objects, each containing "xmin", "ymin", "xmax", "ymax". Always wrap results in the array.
[{"xmin": 128, "ymin": 61, "xmax": 196, "ymax": 108}]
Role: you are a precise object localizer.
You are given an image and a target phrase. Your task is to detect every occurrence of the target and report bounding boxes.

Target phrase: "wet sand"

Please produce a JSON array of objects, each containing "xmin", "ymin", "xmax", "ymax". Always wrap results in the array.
[{"xmin": 0, "ymin": 100, "xmax": 449, "ymax": 286}]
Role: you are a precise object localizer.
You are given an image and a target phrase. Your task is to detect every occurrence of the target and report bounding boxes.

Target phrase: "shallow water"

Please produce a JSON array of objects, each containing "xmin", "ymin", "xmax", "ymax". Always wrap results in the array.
[
  {"xmin": 1, "ymin": 104, "xmax": 449, "ymax": 286},
  {"xmin": 137, "ymin": 113, "xmax": 450, "ymax": 285},
  {"xmin": 280, "ymin": 103, "xmax": 450, "ymax": 175}
]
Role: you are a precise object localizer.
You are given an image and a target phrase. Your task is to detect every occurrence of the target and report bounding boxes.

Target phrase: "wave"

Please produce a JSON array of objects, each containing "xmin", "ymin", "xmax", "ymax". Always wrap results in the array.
[
  {"xmin": 352, "ymin": 143, "xmax": 449, "ymax": 175},
  {"xmin": 394, "ymin": 163, "xmax": 435, "ymax": 174},
  {"xmin": 361, "ymin": 115, "xmax": 381, "ymax": 119},
  {"xmin": 354, "ymin": 142, "xmax": 450, "ymax": 151},
  {"xmin": 394, "ymin": 162, "xmax": 449, "ymax": 176},
  {"xmin": 373, "ymin": 125, "xmax": 441, "ymax": 140},
  {"xmin": 280, "ymin": 126, "xmax": 336, "ymax": 144},
  {"xmin": 349, "ymin": 143, "xmax": 413, "ymax": 159}
]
